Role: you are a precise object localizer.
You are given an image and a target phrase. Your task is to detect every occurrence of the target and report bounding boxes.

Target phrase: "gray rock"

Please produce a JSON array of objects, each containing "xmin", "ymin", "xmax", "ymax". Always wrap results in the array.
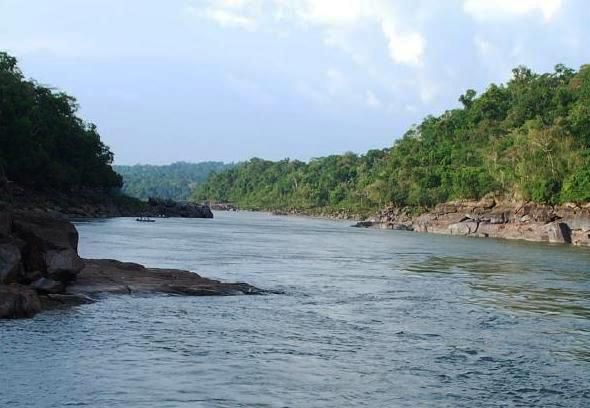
[
  {"xmin": 544, "ymin": 222, "xmax": 572, "ymax": 244},
  {"xmin": 448, "ymin": 221, "xmax": 478, "ymax": 235},
  {"xmin": 31, "ymin": 277, "xmax": 65, "ymax": 294},
  {"xmin": 0, "ymin": 284, "xmax": 42, "ymax": 319},
  {"xmin": 0, "ymin": 242, "xmax": 23, "ymax": 283},
  {"xmin": 44, "ymin": 249, "xmax": 84, "ymax": 282},
  {"xmin": 0, "ymin": 212, "xmax": 11, "ymax": 237}
]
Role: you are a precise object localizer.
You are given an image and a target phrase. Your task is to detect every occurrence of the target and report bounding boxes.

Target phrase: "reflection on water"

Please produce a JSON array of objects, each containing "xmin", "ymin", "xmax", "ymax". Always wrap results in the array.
[
  {"xmin": 1, "ymin": 212, "xmax": 589, "ymax": 407},
  {"xmin": 405, "ymin": 254, "xmax": 590, "ymax": 319}
]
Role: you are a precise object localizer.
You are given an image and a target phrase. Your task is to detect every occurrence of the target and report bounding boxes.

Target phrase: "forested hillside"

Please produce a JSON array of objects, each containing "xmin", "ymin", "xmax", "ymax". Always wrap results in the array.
[
  {"xmin": 195, "ymin": 64, "xmax": 590, "ymax": 213},
  {"xmin": 115, "ymin": 162, "xmax": 232, "ymax": 201},
  {"xmin": 0, "ymin": 52, "xmax": 121, "ymax": 190}
]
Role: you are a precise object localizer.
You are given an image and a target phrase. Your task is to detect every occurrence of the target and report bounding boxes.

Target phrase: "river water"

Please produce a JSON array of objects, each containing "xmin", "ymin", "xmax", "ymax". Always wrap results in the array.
[{"xmin": 1, "ymin": 212, "xmax": 590, "ymax": 407}]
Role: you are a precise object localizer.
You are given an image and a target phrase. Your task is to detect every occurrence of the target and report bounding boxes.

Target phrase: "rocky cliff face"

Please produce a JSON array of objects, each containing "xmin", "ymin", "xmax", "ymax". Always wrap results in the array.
[
  {"xmin": 357, "ymin": 199, "xmax": 590, "ymax": 247},
  {"xmin": 0, "ymin": 211, "xmax": 259, "ymax": 319}
]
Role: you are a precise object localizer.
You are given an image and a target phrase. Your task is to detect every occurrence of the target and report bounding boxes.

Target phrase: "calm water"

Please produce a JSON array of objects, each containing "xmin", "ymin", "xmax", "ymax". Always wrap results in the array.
[{"xmin": 1, "ymin": 212, "xmax": 590, "ymax": 407}]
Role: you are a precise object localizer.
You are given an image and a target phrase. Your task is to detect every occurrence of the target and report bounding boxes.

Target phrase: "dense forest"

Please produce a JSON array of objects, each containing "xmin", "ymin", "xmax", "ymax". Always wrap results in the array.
[
  {"xmin": 0, "ymin": 52, "xmax": 121, "ymax": 190},
  {"xmin": 195, "ymin": 64, "xmax": 590, "ymax": 214},
  {"xmin": 114, "ymin": 162, "xmax": 232, "ymax": 201}
]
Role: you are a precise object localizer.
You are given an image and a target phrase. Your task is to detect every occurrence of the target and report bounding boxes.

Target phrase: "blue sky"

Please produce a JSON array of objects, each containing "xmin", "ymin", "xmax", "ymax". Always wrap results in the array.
[{"xmin": 1, "ymin": 0, "xmax": 589, "ymax": 164}]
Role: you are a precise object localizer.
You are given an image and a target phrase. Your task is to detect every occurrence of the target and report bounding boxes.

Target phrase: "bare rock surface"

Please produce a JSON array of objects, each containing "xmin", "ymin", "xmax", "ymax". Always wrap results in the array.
[
  {"xmin": 69, "ymin": 259, "xmax": 263, "ymax": 297},
  {"xmin": 0, "ymin": 211, "xmax": 263, "ymax": 319},
  {"xmin": 0, "ymin": 284, "xmax": 42, "ymax": 319},
  {"xmin": 356, "ymin": 198, "xmax": 590, "ymax": 247}
]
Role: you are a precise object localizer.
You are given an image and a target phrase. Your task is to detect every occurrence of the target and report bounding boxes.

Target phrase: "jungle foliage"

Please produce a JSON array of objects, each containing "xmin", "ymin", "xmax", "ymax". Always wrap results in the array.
[
  {"xmin": 114, "ymin": 161, "xmax": 232, "ymax": 201},
  {"xmin": 195, "ymin": 64, "xmax": 590, "ymax": 212},
  {"xmin": 0, "ymin": 52, "xmax": 121, "ymax": 190}
]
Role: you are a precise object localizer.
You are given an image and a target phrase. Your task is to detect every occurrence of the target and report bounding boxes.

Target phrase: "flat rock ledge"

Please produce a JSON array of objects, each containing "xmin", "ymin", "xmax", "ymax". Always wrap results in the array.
[
  {"xmin": 69, "ymin": 259, "xmax": 262, "ymax": 297},
  {"xmin": 0, "ymin": 211, "xmax": 262, "ymax": 319}
]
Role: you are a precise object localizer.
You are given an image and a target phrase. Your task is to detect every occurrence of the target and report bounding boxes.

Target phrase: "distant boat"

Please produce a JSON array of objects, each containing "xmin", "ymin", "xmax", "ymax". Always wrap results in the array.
[{"xmin": 136, "ymin": 216, "xmax": 156, "ymax": 223}]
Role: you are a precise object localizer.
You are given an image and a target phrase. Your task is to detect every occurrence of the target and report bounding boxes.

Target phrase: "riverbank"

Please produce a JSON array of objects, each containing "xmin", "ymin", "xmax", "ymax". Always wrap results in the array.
[
  {"xmin": 0, "ymin": 182, "xmax": 213, "ymax": 219},
  {"xmin": 0, "ymin": 211, "xmax": 261, "ymax": 319},
  {"xmin": 212, "ymin": 198, "xmax": 590, "ymax": 247},
  {"xmin": 355, "ymin": 198, "xmax": 590, "ymax": 247}
]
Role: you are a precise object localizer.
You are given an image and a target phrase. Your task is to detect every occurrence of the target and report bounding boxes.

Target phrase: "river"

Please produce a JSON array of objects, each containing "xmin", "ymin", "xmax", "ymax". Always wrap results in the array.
[{"xmin": 1, "ymin": 212, "xmax": 590, "ymax": 407}]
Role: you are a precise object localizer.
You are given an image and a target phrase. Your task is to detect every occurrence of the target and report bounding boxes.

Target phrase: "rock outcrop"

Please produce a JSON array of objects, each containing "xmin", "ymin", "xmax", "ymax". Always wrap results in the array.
[
  {"xmin": 0, "ymin": 183, "xmax": 214, "ymax": 219},
  {"xmin": 355, "ymin": 199, "xmax": 590, "ymax": 247},
  {"xmin": 69, "ymin": 259, "xmax": 262, "ymax": 297},
  {"xmin": 0, "ymin": 211, "xmax": 261, "ymax": 319},
  {"xmin": 145, "ymin": 197, "xmax": 213, "ymax": 218}
]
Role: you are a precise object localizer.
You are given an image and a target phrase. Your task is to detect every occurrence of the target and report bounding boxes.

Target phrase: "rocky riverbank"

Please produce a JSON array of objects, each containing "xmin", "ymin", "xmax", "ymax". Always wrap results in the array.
[
  {"xmin": 355, "ymin": 198, "xmax": 590, "ymax": 247},
  {"xmin": 0, "ymin": 182, "xmax": 213, "ymax": 219},
  {"xmin": 0, "ymin": 211, "xmax": 260, "ymax": 319}
]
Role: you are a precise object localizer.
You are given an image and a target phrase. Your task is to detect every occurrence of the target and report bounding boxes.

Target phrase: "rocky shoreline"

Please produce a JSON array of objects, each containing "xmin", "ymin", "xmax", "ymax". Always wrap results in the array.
[
  {"xmin": 354, "ymin": 198, "xmax": 590, "ymax": 247},
  {"xmin": 1, "ymin": 183, "xmax": 213, "ymax": 219},
  {"xmin": 0, "ymin": 211, "xmax": 261, "ymax": 319}
]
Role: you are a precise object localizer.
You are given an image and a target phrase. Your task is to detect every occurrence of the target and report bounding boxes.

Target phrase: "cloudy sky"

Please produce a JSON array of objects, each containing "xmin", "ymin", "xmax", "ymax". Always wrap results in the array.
[{"xmin": 1, "ymin": 0, "xmax": 588, "ymax": 164}]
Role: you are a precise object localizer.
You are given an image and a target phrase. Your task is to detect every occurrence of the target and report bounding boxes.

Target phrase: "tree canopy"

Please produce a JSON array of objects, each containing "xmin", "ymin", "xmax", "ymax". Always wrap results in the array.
[
  {"xmin": 0, "ymin": 52, "xmax": 121, "ymax": 190},
  {"xmin": 114, "ymin": 161, "xmax": 232, "ymax": 201},
  {"xmin": 195, "ymin": 63, "xmax": 590, "ymax": 212}
]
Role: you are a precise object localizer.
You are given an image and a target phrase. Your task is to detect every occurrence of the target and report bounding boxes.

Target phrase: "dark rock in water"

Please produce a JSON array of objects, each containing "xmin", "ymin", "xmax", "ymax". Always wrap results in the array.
[
  {"xmin": 68, "ymin": 259, "xmax": 263, "ymax": 297},
  {"xmin": 12, "ymin": 214, "xmax": 84, "ymax": 283},
  {"xmin": 30, "ymin": 277, "xmax": 65, "ymax": 294},
  {"xmin": 13, "ymin": 214, "xmax": 79, "ymax": 251},
  {"xmin": 0, "ymin": 210, "xmax": 263, "ymax": 319},
  {"xmin": 146, "ymin": 197, "xmax": 213, "ymax": 218},
  {"xmin": 0, "ymin": 212, "xmax": 12, "ymax": 237},
  {"xmin": 0, "ymin": 284, "xmax": 42, "ymax": 319},
  {"xmin": 0, "ymin": 241, "xmax": 23, "ymax": 283},
  {"xmin": 43, "ymin": 248, "xmax": 85, "ymax": 282},
  {"xmin": 353, "ymin": 221, "xmax": 376, "ymax": 228}
]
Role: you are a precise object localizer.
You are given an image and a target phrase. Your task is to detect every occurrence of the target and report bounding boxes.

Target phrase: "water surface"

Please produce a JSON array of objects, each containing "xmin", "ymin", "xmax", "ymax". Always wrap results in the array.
[{"xmin": 1, "ymin": 212, "xmax": 590, "ymax": 407}]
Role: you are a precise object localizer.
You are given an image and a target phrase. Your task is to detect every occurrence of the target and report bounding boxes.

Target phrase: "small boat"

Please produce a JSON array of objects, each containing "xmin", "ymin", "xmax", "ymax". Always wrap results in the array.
[{"xmin": 135, "ymin": 216, "xmax": 156, "ymax": 223}]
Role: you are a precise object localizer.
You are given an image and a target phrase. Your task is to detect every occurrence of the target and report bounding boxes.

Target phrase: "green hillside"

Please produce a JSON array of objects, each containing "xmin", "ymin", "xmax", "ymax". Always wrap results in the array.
[
  {"xmin": 194, "ymin": 64, "xmax": 590, "ymax": 214},
  {"xmin": 0, "ymin": 52, "xmax": 121, "ymax": 190},
  {"xmin": 114, "ymin": 161, "xmax": 232, "ymax": 201}
]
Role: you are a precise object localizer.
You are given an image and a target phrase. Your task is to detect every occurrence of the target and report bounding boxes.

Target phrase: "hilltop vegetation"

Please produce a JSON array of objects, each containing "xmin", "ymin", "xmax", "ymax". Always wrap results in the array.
[
  {"xmin": 195, "ymin": 64, "xmax": 590, "ymax": 213},
  {"xmin": 0, "ymin": 52, "xmax": 121, "ymax": 190},
  {"xmin": 114, "ymin": 161, "xmax": 232, "ymax": 201}
]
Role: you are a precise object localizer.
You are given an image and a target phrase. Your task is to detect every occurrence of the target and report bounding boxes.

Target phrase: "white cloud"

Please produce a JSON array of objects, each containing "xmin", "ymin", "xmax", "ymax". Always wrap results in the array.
[
  {"xmin": 464, "ymin": 0, "xmax": 563, "ymax": 22},
  {"xmin": 299, "ymin": 0, "xmax": 364, "ymax": 25},
  {"xmin": 188, "ymin": 4, "xmax": 258, "ymax": 30},
  {"xmin": 381, "ymin": 20, "xmax": 425, "ymax": 66},
  {"xmin": 194, "ymin": 0, "xmax": 426, "ymax": 67}
]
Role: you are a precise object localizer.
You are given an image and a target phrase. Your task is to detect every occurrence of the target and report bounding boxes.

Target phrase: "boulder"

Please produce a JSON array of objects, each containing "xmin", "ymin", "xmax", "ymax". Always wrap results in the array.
[
  {"xmin": 0, "ymin": 212, "xmax": 11, "ymax": 237},
  {"xmin": 44, "ymin": 249, "xmax": 85, "ymax": 282},
  {"xmin": 11, "ymin": 214, "xmax": 83, "ymax": 283},
  {"xmin": 448, "ymin": 221, "xmax": 478, "ymax": 235},
  {"xmin": 544, "ymin": 222, "xmax": 572, "ymax": 244},
  {"xmin": 12, "ymin": 214, "xmax": 79, "ymax": 251},
  {"xmin": 0, "ymin": 242, "xmax": 23, "ymax": 283},
  {"xmin": 30, "ymin": 277, "xmax": 65, "ymax": 294},
  {"xmin": 0, "ymin": 284, "xmax": 42, "ymax": 319},
  {"xmin": 572, "ymin": 230, "xmax": 590, "ymax": 247}
]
